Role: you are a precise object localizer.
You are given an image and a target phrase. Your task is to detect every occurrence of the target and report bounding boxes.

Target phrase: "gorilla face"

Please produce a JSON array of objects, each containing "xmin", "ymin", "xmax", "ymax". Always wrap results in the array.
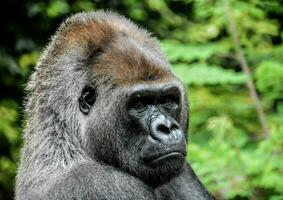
[
  {"xmin": 80, "ymin": 81, "xmax": 187, "ymax": 186},
  {"xmin": 125, "ymin": 84, "xmax": 187, "ymax": 185}
]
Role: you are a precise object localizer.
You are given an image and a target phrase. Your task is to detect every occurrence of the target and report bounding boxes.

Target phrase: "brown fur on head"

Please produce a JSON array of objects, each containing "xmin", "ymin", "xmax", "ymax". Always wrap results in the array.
[{"xmin": 43, "ymin": 10, "xmax": 174, "ymax": 85}]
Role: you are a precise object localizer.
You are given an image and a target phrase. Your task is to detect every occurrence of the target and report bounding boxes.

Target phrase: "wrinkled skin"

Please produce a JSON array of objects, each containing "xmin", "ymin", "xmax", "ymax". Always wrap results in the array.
[{"xmin": 15, "ymin": 10, "xmax": 214, "ymax": 200}]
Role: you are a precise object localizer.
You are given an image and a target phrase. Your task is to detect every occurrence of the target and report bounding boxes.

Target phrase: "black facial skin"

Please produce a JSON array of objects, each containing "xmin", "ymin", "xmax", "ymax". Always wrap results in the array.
[
  {"xmin": 128, "ymin": 84, "xmax": 186, "ymax": 165},
  {"xmin": 124, "ymin": 84, "xmax": 187, "ymax": 185}
]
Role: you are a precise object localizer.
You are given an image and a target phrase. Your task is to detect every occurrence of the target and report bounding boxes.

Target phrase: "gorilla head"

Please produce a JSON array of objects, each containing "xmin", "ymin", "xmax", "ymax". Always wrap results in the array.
[
  {"xmin": 16, "ymin": 11, "xmax": 191, "ymax": 197},
  {"xmin": 74, "ymin": 12, "xmax": 188, "ymax": 185}
]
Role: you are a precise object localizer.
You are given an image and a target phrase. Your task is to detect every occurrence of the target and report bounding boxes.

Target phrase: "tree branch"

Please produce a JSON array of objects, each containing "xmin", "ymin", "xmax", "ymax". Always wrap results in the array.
[{"xmin": 223, "ymin": 0, "xmax": 269, "ymax": 138}]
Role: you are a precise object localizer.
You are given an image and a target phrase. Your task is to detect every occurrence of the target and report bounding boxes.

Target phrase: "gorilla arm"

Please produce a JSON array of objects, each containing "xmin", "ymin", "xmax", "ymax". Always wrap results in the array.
[
  {"xmin": 44, "ymin": 162, "xmax": 213, "ymax": 200},
  {"xmin": 155, "ymin": 163, "xmax": 215, "ymax": 200},
  {"xmin": 43, "ymin": 161, "xmax": 157, "ymax": 200}
]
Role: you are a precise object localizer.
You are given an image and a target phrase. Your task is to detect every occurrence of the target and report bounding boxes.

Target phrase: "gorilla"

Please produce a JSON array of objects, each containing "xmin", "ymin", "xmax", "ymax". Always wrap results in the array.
[{"xmin": 15, "ymin": 10, "xmax": 214, "ymax": 200}]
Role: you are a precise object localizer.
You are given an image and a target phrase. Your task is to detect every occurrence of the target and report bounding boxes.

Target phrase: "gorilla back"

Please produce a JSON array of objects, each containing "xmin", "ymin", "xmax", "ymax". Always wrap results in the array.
[{"xmin": 16, "ymin": 10, "xmax": 214, "ymax": 200}]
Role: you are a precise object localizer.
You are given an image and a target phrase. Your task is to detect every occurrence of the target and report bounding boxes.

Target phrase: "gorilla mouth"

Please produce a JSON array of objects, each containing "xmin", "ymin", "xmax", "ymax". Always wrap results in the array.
[{"xmin": 143, "ymin": 151, "xmax": 185, "ymax": 167}]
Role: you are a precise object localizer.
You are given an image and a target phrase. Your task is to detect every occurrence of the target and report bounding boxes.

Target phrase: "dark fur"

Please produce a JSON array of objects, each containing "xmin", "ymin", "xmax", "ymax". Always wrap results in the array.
[{"xmin": 15, "ymin": 10, "xmax": 214, "ymax": 200}]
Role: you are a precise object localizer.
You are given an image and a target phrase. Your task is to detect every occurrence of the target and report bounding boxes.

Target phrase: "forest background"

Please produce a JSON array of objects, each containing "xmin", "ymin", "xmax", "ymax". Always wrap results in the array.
[{"xmin": 0, "ymin": 0, "xmax": 283, "ymax": 199}]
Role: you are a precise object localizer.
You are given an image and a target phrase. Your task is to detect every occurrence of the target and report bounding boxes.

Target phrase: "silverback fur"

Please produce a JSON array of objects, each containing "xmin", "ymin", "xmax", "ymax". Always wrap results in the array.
[{"xmin": 15, "ymin": 10, "xmax": 214, "ymax": 200}]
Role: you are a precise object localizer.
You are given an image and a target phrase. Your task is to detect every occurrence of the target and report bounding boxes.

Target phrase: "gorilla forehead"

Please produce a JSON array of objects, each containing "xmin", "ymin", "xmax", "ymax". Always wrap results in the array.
[
  {"xmin": 92, "ymin": 35, "xmax": 174, "ymax": 84},
  {"xmin": 48, "ymin": 10, "xmax": 173, "ymax": 84}
]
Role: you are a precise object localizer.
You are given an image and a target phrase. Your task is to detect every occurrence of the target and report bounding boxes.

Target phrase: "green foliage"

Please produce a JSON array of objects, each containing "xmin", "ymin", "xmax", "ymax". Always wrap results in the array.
[
  {"xmin": 1, "ymin": 0, "xmax": 283, "ymax": 199},
  {"xmin": 255, "ymin": 61, "xmax": 283, "ymax": 101},
  {"xmin": 172, "ymin": 63, "xmax": 246, "ymax": 85},
  {"xmin": 19, "ymin": 51, "xmax": 40, "ymax": 76},
  {"xmin": 0, "ymin": 101, "xmax": 21, "ymax": 199},
  {"xmin": 162, "ymin": 41, "xmax": 229, "ymax": 62},
  {"xmin": 47, "ymin": 1, "xmax": 70, "ymax": 18}
]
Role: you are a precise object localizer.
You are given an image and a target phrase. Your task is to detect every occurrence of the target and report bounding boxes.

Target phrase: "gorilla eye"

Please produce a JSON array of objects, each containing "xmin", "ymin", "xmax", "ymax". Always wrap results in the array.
[
  {"xmin": 79, "ymin": 85, "xmax": 96, "ymax": 115},
  {"xmin": 131, "ymin": 96, "xmax": 151, "ymax": 111},
  {"xmin": 161, "ymin": 95, "xmax": 178, "ymax": 109},
  {"xmin": 132, "ymin": 100, "xmax": 146, "ymax": 110}
]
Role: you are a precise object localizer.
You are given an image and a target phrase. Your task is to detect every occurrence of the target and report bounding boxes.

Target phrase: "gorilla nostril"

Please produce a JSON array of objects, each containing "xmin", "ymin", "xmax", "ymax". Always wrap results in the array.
[
  {"xmin": 157, "ymin": 124, "xmax": 170, "ymax": 134},
  {"xmin": 171, "ymin": 124, "xmax": 179, "ymax": 131}
]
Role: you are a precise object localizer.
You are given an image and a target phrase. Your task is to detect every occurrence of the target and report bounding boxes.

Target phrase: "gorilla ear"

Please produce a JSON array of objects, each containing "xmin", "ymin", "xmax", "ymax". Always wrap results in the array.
[{"xmin": 79, "ymin": 85, "xmax": 97, "ymax": 115}]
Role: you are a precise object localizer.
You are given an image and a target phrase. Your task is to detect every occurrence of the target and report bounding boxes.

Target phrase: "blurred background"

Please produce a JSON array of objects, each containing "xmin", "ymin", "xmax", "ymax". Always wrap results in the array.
[{"xmin": 0, "ymin": 0, "xmax": 283, "ymax": 199}]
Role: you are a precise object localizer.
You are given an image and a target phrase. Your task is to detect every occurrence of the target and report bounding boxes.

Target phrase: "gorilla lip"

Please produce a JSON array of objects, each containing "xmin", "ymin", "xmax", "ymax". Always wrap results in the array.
[{"xmin": 143, "ymin": 152, "xmax": 185, "ymax": 166}]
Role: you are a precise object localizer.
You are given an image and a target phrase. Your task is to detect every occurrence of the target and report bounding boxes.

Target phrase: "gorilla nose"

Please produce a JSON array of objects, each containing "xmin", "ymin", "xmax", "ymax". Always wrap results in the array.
[
  {"xmin": 156, "ymin": 120, "xmax": 177, "ymax": 135},
  {"xmin": 150, "ymin": 115, "xmax": 183, "ymax": 144}
]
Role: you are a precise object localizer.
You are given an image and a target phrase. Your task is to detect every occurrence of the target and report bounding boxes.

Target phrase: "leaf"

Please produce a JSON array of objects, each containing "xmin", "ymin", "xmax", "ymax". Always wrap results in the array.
[
  {"xmin": 47, "ymin": 0, "xmax": 70, "ymax": 18},
  {"xmin": 162, "ymin": 41, "xmax": 229, "ymax": 62},
  {"xmin": 255, "ymin": 60, "xmax": 283, "ymax": 97},
  {"xmin": 172, "ymin": 63, "xmax": 246, "ymax": 85}
]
